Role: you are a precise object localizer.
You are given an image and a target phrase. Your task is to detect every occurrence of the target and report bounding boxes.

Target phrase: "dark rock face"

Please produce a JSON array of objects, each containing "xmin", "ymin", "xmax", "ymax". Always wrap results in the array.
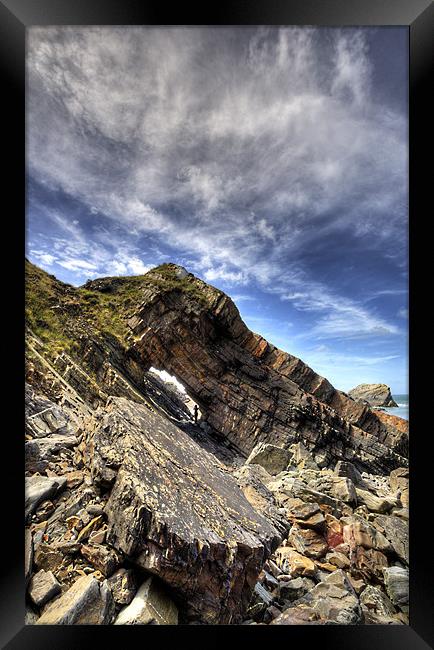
[
  {"xmin": 126, "ymin": 267, "xmax": 408, "ymax": 474},
  {"xmin": 82, "ymin": 397, "xmax": 281, "ymax": 624},
  {"xmin": 348, "ymin": 384, "xmax": 398, "ymax": 408}
]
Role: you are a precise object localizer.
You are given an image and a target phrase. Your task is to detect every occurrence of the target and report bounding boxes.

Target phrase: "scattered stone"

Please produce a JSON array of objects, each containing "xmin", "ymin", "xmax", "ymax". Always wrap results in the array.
[
  {"xmin": 34, "ymin": 543, "xmax": 64, "ymax": 573},
  {"xmin": 246, "ymin": 443, "xmax": 292, "ymax": 475},
  {"xmin": 274, "ymin": 570, "xmax": 362, "ymax": 625},
  {"xmin": 274, "ymin": 547, "xmax": 316, "ymax": 577},
  {"xmin": 234, "ymin": 464, "xmax": 289, "ymax": 536},
  {"xmin": 114, "ymin": 576, "xmax": 178, "ymax": 625},
  {"xmin": 342, "ymin": 516, "xmax": 393, "ymax": 553},
  {"xmin": 389, "ymin": 468, "xmax": 409, "ymax": 507},
  {"xmin": 25, "ymin": 528, "xmax": 33, "ymax": 585},
  {"xmin": 354, "ymin": 547, "xmax": 389, "ymax": 582},
  {"xmin": 374, "ymin": 515, "xmax": 408, "ymax": 565},
  {"xmin": 80, "ymin": 543, "xmax": 120, "ymax": 577},
  {"xmin": 360, "ymin": 585, "xmax": 400, "ymax": 624},
  {"xmin": 28, "ymin": 569, "xmax": 61, "ymax": 607},
  {"xmin": 89, "ymin": 528, "xmax": 106, "ymax": 545},
  {"xmin": 334, "ymin": 461, "xmax": 364, "ymax": 487},
  {"xmin": 107, "ymin": 568, "xmax": 137, "ymax": 605},
  {"xmin": 25, "ymin": 476, "xmax": 67, "ymax": 522},
  {"xmin": 65, "ymin": 470, "xmax": 84, "ymax": 489},
  {"xmin": 34, "ymin": 500, "xmax": 55, "ymax": 522},
  {"xmin": 355, "ymin": 488, "xmax": 398, "ymax": 514},
  {"xmin": 383, "ymin": 567, "xmax": 409, "ymax": 612},
  {"xmin": 288, "ymin": 525, "xmax": 328, "ymax": 559},
  {"xmin": 76, "ymin": 515, "xmax": 104, "ymax": 542},
  {"xmin": 325, "ymin": 551, "xmax": 350, "ymax": 569},
  {"xmin": 306, "ymin": 474, "xmax": 357, "ymax": 504},
  {"xmin": 285, "ymin": 500, "xmax": 325, "ymax": 531},
  {"xmin": 36, "ymin": 575, "xmax": 114, "ymax": 625},
  {"xmin": 279, "ymin": 576, "xmax": 315, "ymax": 602}
]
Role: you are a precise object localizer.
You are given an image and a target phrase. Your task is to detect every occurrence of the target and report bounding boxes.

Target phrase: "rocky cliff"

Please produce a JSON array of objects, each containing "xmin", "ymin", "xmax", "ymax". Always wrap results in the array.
[{"xmin": 24, "ymin": 260, "xmax": 409, "ymax": 625}]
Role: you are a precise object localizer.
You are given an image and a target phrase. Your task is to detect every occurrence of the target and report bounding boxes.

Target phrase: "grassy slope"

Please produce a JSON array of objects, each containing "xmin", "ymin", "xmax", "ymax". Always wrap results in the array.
[{"xmin": 25, "ymin": 260, "xmax": 214, "ymax": 359}]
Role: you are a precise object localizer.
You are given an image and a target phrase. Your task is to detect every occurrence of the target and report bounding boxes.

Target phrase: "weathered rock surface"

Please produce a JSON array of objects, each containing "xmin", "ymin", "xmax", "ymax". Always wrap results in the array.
[
  {"xmin": 383, "ymin": 567, "xmax": 409, "ymax": 612},
  {"xmin": 374, "ymin": 515, "xmax": 408, "ymax": 565},
  {"xmin": 84, "ymin": 397, "xmax": 281, "ymax": 624},
  {"xmin": 246, "ymin": 443, "xmax": 292, "ymax": 475},
  {"xmin": 24, "ymin": 262, "xmax": 411, "ymax": 627},
  {"xmin": 108, "ymin": 568, "xmax": 137, "ymax": 605},
  {"xmin": 36, "ymin": 575, "xmax": 114, "ymax": 624},
  {"xmin": 348, "ymin": 384, "xmax": 398, "ymax": 408},
  {"xmin": 25, "ymin": 528, "xmax": 33, "ymax": 584},
  {"xmin": 234, "ymin": 464, "xmax": 289, "ymax": 537},
  {"xmin": 114, "ymin": 576, "xmax": 178, "ymax": 625},
  {"xmin": 355, "ymin": 488, "xmax": 398, "ymax": 513},
  {"xmin": 28, "ymin": 569, "xmax": 61, "ymax": 607},
  {"xmin": 272, "ymin": 570, "xmax": 362, "ymax": 625},
  {"xmin": 25, "ymin": 476, "xmax": 67, "ymax": 522},
  {"xmin": 112, "ymin": 264, "xmax": 406, "ymax": 475},
  {"xmin": 389, "ymin": 467, "xmax": 409, "ymax": 507},
  {"xmin": 360, "ymin": 585, "xmax": 400, "ymax": 624}
]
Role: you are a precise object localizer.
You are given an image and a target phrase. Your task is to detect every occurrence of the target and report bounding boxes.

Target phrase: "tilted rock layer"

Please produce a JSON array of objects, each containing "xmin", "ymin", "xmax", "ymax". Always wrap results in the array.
[
  {"xmin": 24, "ymin": 261, "xmax": 409, "ymax": 626},
  {"xmin": 80, "ymin": 396, "xmax": 280, "ymax": 623},
  {"xmin": 26, "ymin": 261, "xmax": 408, "ymax": 475}
]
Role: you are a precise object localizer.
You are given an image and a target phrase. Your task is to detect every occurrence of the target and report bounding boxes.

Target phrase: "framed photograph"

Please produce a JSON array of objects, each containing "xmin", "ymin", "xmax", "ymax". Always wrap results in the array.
[{"xmin": 1, "ymin": 0, "xmax": 432, "ymax": 647}]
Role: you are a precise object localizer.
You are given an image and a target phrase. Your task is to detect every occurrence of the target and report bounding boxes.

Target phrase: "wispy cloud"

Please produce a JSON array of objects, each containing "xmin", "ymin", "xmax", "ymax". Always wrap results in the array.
[
  {"xmin": 27, "ymin": 25, "xmax": 407, "ymax": 374},
  {"xmin": 27, "ymin": 27, "xmax": 407, "ymax": 288}
]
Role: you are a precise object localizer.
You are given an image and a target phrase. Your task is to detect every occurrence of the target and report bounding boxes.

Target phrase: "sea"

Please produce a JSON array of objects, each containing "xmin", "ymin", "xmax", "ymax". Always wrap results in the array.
[{"xmin": 381, "ymin": 394, "xmax": 409, "ymax": 421}]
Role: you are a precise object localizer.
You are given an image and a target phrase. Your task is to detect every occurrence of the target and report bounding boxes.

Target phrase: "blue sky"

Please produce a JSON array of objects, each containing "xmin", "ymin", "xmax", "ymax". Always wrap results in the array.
[{"xmin": 26, "ymin": 27, "xmax": 408, "ymax": 393}]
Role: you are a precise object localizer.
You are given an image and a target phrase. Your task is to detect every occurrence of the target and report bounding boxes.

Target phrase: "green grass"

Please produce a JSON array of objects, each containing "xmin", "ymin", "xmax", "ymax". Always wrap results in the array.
[{"xmin": 25, "ymin": 260, "xmax": 218, "ymax": 359}]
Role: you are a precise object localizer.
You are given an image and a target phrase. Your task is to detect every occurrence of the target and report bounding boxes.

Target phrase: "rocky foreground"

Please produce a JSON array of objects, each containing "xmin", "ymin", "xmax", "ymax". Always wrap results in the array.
[{"xmin": 25, "ymin": 261, "xmax": 409, "ymax": 625}]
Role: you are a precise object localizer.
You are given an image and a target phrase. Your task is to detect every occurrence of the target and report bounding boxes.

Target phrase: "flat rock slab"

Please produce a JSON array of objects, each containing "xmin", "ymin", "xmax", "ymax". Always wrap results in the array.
[
  {"xmin": 114, "ymin": 576, "xmax": 178, "ymax": 625},
  {"xmin": 25, "ymin": 476, "xmax": 67, "ymax": 522},
  {"xmin": 25, "ymin": 383, "xmax": 71, "ymax": 438},
  {"xmin": 36, "ymin": 575, "xmax": 114, "ymax": 625},
  {"xmin": 25, "ymin": 435, "xmax": 78, "ymax": 463},
  {"xmin": 85, "ymin": 397, "xmax": 281, "ymax": 624}
]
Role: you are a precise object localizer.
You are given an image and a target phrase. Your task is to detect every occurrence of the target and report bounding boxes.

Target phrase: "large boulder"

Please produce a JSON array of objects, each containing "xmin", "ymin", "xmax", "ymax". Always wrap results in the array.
[
  {"xmin": 348, "ymin": 384, "xmax": 398, "ymax": 407},
  {"xmin": 84, "ymin": 397, "xmax": 281, "ymax": 624},
  {"xmin": 246, "ymin": 443, "xmax": 292, "ymax": 475}
]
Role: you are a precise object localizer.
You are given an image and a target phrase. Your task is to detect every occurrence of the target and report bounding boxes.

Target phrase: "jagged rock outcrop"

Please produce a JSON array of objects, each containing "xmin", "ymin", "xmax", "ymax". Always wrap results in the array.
[
  {"xmin": 24, "ymin": 260, "xmax": 410, "ymax": 627},
  {"xmin": 80, "ymin": 396, "xmax": 281, "ymax": 624},
  {"xmin": 348, "ymin": 384, "xmax": 398, "ymax": 407},
  {"xmin": 125, "ymin": 265, "xmax": 408, "ymax": 474},
  {"xmin": 26, "ymin": 260, "xmax": 408, "ymax": 475}
]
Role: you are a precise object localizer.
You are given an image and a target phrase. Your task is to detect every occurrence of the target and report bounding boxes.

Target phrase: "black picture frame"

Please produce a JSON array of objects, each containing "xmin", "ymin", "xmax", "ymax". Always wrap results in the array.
[{"xmin": 1, "ymin": 1, "xmax": 432, "ymax": 648}]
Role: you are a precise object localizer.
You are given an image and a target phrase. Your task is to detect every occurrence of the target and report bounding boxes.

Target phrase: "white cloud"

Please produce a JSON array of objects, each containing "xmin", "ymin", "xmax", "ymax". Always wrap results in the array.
[
  {"xmin": 27, "ymin": 26, "xmax": 407, "ymax": 341},
  {"xmin": 281, "ymin": 278, "xmax": 399, "ymax": 340}
]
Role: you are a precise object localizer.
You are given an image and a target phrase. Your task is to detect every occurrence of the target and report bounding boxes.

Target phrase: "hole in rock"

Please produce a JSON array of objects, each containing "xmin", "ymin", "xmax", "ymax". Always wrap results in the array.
[{"xmin": 149, "ymin": 367, "xmax": 202, "ymax": 423}]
